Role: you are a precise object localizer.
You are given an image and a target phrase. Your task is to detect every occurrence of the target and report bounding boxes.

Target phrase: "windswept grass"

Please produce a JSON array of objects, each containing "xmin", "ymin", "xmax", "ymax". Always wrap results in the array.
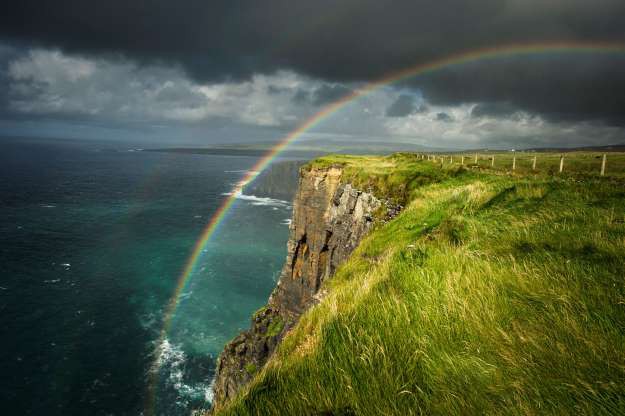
[
  {"xmin": 422, "ymin": 151, "xmax": 625, "ymax": 178},
  {"xmin": 213, "ymin": 154, "xmax": 625, "ymax": 416}
]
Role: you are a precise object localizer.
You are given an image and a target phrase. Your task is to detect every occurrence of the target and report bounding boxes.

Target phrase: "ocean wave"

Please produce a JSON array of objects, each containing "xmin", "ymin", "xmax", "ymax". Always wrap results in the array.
[
  {"xmin": 41, "ymin": 204, "xmax": 57, "ymax": 208},
  {"xmin": 234, "ymin": 193, "xmax": 291, "ymax": 208},
  {"xmin": 157, "ymin": 339, "xmax": 186, "ymax": 387},
  {"xmin": 205, "ymin": 376, "xmax": 216, "ymax": 403},
  {"xmin": 138, "ymin": 311, "xmax": 158, "ymax": 331},
  {"xmin": 222, "ymin": 180, "xmax": 252, "ymax": 194},
  {"xmin": 152, "ymin": 338, "xmax": 215, "ymax": 408},
  {"xmin": 281, "ymin": 218, "xmax": 292, "ymax": 226},
  {"xmin": 178, "ymin": 291, "xmax": 193, "ymax": 301}
]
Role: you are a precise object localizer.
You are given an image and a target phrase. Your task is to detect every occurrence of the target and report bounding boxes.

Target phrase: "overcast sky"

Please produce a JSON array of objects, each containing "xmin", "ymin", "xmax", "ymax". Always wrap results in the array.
[{"xmin": 1, "ymin": 1, "xmax": 625, "ymax": 149}]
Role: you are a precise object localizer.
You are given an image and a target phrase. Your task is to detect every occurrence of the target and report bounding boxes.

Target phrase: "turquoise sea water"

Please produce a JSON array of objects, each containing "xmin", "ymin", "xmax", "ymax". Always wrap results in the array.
[{"xmin": 0, "ymin": 137, "xmax": 292, "ymax": 415}]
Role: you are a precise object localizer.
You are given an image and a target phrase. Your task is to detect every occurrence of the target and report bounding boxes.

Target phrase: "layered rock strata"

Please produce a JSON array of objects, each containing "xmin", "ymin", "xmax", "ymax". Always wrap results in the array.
[{"xmin": 211, "ymin": 166, "xmax": 384, "ymax": 411}]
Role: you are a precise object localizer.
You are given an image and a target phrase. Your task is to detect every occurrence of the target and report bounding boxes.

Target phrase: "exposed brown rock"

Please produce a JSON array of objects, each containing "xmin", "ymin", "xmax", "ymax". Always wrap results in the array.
[{"xmin": 210, "ymin": 165, "xmax": 383, "ymax": 412}]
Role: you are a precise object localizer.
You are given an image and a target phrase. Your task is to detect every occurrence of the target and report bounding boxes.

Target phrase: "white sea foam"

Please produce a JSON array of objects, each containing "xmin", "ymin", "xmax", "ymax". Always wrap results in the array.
[
  {"xmin": 0, "ymin": 286, "xmax": 7, "ymax": 290},
  {"xmin": 163, "ymin": 339, "xmax": 186, "ymax": 389},
  {"xmin": 222, "ymin": 180, "xmax": 252, "ymax": 195},
  {"xmin": 281, "ymin": 218, "xmax": 292, "ymax": 226},
  {"xmin": 235, "ymin": 193, "xmax": 291, "ymax": 208},
  {"xmin": 205, "ymin": 376, "xmax": 216, "ymax": 403},
  {"xmin": 153, "ymin": 338, "xmax": 215, "ymax": 406},
  {"xmin": 221, "ymin": 187, "xmax": 291, "ymax": 208},
  {"xmin": 41, "ymin": 204, "xmax": 56, "ymax": 208},
  {"xmin": 178, "ymin": 291, "xmax": 193, "ymax": 301},
  {"xmin": 44, "ymin": 279, "xmax": 61, "ymax": 283},
  {"xmin": 138, "ymin": 311, "xmax": 157, "ymax": 330}
]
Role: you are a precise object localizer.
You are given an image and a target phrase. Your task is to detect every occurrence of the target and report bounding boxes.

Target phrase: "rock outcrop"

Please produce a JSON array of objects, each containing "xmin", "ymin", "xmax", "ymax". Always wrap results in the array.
[{"xmin": 210, "ymin": 165, "xmax": 384, "ymax": 411}]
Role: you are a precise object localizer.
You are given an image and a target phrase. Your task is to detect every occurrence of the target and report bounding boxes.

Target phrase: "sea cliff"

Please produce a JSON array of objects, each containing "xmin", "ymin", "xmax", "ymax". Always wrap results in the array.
[
  {"xmin": 208, "ymin": 153, "xmax": 625, "ymax": 415},
  {"xmin": 243, "ymin": 160, "xmax": 304, "ymax": 201},
  {"xmin": 211, "ymin": 164, "xmax": 387, "ymax": 410}
]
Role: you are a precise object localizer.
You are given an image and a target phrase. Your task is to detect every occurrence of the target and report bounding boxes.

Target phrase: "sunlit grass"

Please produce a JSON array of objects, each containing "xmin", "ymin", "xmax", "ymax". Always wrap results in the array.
[
  {"xmin": 211, "ymin": 153, "xmax": 625, "ymax": 415},
  {"xmin": 430, "ymin": 151, "xmax": 625, "ymax": 178}
]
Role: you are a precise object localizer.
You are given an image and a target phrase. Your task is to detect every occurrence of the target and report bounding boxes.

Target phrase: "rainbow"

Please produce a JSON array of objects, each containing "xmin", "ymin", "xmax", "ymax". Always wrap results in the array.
[{"xmin": 146, "ymin": 40, "xmax": 625, "ymax": 413}]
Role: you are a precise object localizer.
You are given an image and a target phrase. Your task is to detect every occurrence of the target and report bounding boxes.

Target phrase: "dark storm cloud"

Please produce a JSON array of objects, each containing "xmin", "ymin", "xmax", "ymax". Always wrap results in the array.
[
  {"xmin": 154, "ymin": 84, "xmax": 207, "ymax": 108},
  {"xmin": 386, "ymin": 95, "xmax": 429, "ymax": 117},
  {"xmin": 471, "ymin": 102, "xmax": 519, "ymax": 119},
  {"xmin": 414, "ymin": 54, "xmax": 625, "ymax": 125},
  {"xmin": 312, "ymin": 84, "xmax": 352, "ymax": 106},
  {"xmin": 2, "ymin": 0, "xmax": 625, "ymax": 125},
  {"xmin": 436, "ymin": 112, "xmax": 453, "ymax": 122},
  {"xmin": 386, "ymin": 95, "xmax": 416, "ymax": 117},
  {"xmin": 291, "ymin": 89, "xmax": 310, "ymax": 105},
  {"xmin": 0, "ymin": 44, "xmax": 21, "ymax": 116},
  {"xmin": 267, "ymin": 85, "xmax": 289, "ymax": 95}
]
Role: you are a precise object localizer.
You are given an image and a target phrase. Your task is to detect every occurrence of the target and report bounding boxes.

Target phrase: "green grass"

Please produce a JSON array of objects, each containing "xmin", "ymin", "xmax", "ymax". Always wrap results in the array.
[
  {"xmin": 266, "ymin": 316, "xmax": 285, "ymax": 338},
  {"xmin": 213, "ymin": 153, "xmax": 625, "ymax": 415},
  {"xmin": 245, "ymin": 363, "xmax": 258, "ymax": 375},
  {"xmin": 424, "ymin": 151, "xmax": 625, "ymax": 178}
]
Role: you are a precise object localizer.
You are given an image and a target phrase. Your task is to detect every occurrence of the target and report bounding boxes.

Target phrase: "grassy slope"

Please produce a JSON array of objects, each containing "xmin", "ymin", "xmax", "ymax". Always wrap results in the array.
[{"xmin": 215, "ymin": 154, "xmax": 625, "ymax": 416}]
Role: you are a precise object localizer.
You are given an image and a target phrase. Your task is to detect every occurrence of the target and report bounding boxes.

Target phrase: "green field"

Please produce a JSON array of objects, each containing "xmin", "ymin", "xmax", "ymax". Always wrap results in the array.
[
  {"xmin": 212, "ymin": 153, "xmax": 625, "ymax": 415},
  {"xmin": 424, "ymin": 151, "xmax": 625, "ymax": 178}
]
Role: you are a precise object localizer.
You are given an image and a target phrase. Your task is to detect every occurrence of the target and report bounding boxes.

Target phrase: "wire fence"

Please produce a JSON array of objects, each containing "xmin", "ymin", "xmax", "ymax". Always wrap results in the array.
[{"xmin": 419, "ymin": 152, "xmax": 625, "ymax": 178}]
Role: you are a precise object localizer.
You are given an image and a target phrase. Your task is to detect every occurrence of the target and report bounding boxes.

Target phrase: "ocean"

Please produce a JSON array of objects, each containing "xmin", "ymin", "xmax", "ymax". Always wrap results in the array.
[{"xmin": 0, "ymin": 137, "xmax": 292, "ymax": 415}]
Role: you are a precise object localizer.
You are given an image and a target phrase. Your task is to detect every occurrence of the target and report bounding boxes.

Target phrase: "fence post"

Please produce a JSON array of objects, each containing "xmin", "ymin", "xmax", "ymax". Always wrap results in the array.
[
  {"xmin": 532, "ymin": 155, "xmax": 537, "ymax": 171},
  {"xmin": 512, "ymin": 156, "xmax": 516, "ymax": 171},
  {"xmin": 475, "ymin": 153, "xmax": 478, "ymax": 164},
  {"xmin": 450, "ymin": 155, "xmax": 453, "ymax": 164},
  {"xmin": 491, "ymin": 155, "xmax": 495, "ymax": 167},
  {"xmin": 461, "ymin": 155, "xmax": 464, "ymax": 166},
  {"xmin": 601, "ymin": 154, "xmax": 606, "ymax": 176},
  {"xmin": 559, "ymin": 155, "xmax": 564, "ymax": 173}
]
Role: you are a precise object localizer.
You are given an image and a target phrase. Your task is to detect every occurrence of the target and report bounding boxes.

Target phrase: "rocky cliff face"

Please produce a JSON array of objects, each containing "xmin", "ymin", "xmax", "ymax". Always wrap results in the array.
[
  {"xmin": 210, "ymin": 165, "xmax": 384, "ymax": 411},
  {"xmin": 243, "ymin": 160, "xmax": 305, "ymax": 201}
]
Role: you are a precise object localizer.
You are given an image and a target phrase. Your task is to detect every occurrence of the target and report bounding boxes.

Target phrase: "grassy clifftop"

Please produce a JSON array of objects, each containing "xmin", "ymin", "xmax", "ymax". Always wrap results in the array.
[{"xmin": 216, "ymin": 153, "xmax": 625, "ymax": 415}]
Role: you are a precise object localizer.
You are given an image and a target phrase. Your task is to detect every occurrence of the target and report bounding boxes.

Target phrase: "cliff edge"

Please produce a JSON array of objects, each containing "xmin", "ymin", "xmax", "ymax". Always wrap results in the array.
[
  {"xmin": 207, "ymin": 153, "xmax": 625, "ymax": 416},
  {"xmin": 211, "ymin": 165, "xmax": 385, "ymax": 410}
]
